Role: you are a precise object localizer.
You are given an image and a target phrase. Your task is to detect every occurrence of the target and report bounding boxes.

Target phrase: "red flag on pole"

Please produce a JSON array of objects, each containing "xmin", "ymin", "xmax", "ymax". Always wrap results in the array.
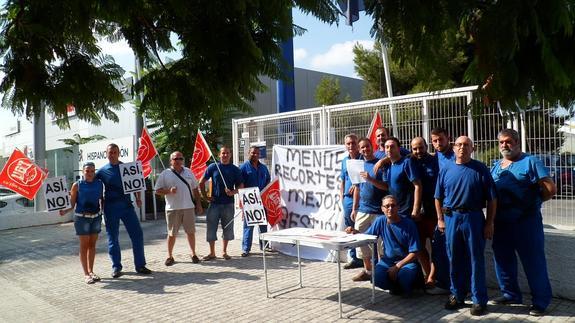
[
  {"xmin": 366, "ymin": 110, "xmax": 382, "ymax": 150},
  {"xmin": 136, "ymin": 127, "xmax": 157, "ymax": 178},
  {"xmin": 190, "ymin": 130, "xmax": 212, "ymax": 181},
  {"xmin": 0, "ymin": 149, "xmax": 47, "ymax": 200},
  {"xmin": 261, "ymin": 178, "xmax": 282, "ymax": 226}
]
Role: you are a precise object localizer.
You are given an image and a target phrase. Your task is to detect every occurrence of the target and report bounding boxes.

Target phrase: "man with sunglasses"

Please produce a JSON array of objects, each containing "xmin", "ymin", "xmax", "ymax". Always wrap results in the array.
[{"xmin": 155, "ymin": 151, "xmax": 204, "ymax": 266}]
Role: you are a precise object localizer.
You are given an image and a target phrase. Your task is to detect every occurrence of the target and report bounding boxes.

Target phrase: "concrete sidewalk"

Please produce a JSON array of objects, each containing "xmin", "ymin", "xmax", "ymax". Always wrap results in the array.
[{"xmin": 0, "ymin": 216, "xmax": 574, "ymax": 322}]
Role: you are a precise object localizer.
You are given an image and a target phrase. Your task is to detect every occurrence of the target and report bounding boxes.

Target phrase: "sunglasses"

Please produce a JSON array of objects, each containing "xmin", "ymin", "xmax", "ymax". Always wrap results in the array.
[{"xmin": 172, "ymin": 157, "xmax": 184, "ymax": 161}]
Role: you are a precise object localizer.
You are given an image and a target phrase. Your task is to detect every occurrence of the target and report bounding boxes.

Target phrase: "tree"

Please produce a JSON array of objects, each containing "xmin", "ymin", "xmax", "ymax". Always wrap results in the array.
[
  {"xmin": 363, "ymin": 0, "xmax": 575, "ymax": 111},
  {"xmin": 353, "ymin": 41, "xmax": 468, "ymax": 99},
  {"xmin": 314, "ymin": 77, "xmax": 351, "ymax": 105},
  {"xmin": 0, "ymin": 1, "xmax": 340, "ymax": 127},
  {"xmin": 58, "ymin": 134, "xmax": 107, "ymax": 153}
]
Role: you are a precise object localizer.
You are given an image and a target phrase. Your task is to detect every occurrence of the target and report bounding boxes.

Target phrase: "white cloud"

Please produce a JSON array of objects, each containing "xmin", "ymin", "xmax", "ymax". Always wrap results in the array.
[
  {"xmin": 294, "ymin": 48, "xmax": 308, "ymax": 61},
  {"xmin": 310, "ymin": 40, "xmax": 374, "ymax": 70}
]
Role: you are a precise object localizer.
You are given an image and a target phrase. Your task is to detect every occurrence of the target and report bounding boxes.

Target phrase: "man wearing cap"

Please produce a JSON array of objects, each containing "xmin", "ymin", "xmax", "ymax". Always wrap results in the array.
[{"xmin": 155, "ymin": 151, "xmax": 204, "ymax": 266}]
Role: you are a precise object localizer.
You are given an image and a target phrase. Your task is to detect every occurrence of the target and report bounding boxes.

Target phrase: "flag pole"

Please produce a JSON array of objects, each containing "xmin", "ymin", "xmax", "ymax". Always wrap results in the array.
[{"xmin": 197, "ymin": 130, "xmax": 229, "ymax": 190}]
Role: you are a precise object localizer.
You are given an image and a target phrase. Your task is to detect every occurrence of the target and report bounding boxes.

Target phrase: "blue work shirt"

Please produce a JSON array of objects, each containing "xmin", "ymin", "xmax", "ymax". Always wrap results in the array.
[
  {"xmin": 435, "ymin": 159, "xmax": 497, "ymax": 210},
  {"xmin": 75, "ymin": 179, "xmax": 104, "ymax": 214},
  {"xmin": 240, "ymin": 161, "xmax": 270, "ymax": 191},
  {"xmin": 204, "ymin": 162, "xmax": 243, "ymax": 204},
  {"xmin": 385, "ymin": 156, "xmax": 420, "ymax": 217},
  {"xmin": 365, "ymin": 215, "xmax": 420, "ymax": 263},
  {"xmin": 358, "ymin": 158, "xmax": 386, "ymax": 214},
  {"xmin": 436, "ymin": 149, "xmax": 455, "ymax": 170},
  {"xmin": 412, "ymin": 154, "xmax": 439, "ymax": 215},
  {"xmin": 96, "ymin": 163, "xmax": 132, "ymax": 206},
  {"xmin": 491, "ymin": 153, "xmax": 549, "ymax": 221}
]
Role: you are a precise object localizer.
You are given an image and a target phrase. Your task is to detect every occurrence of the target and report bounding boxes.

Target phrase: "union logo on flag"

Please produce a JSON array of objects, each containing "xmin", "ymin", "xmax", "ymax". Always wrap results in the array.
[
  {"xmin": 0, "ymin": 149, "xmax": 47, "ymax": 200},
  {"xmin": 261, "ymin": 179, "xmax": 283, "ymax": 226},
  {"xmin": 190, "ymin": 130, "xmax": 212, "ymax": 181},
  {"xmin": 136, "ymin": 127, "xmax": 158, "ymax": 165}
]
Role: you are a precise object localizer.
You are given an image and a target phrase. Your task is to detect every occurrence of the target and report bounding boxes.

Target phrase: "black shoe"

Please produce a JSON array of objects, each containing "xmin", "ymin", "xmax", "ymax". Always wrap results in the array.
[
  {"xmin": 343, "ymin": 260, "xmax": 363, "ymax": 270},
  {"xmin": 241, "ymin": 252, "xmax": 249, "ymax": 257},
  {"xmin": 491, "ymin": 295, "xmax": 521, "ymax": 305},
  {"xmin": 136, "ymin": 266, "xmax": 152, "ymax": 275},
  {"xmin": 470, "ymin": 304, "xmax": 487, "ymax": 316},
  {"xmin": 529, "ymin": 305, "xmax": 545, "ymax": 316},
  {"xmin": 444, "ymin": 295, "xmax": 465, "ymax": 310},
  {"xmin": 164, "ymin": 257, "xmax": 175, "ymax": 266},
  {"xmin": 111, "ymin": 269, "xmax": 123, "ymax": 278}
]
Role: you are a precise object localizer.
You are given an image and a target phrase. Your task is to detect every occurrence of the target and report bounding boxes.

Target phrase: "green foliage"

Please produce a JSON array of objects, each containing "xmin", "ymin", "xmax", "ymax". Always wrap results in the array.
[
  {"xmin": 353, "ymin": 41, "xmax": 468, "ymax": 99},
  {"xmin": 363, "ymin": 0, "xmax": 575, "ymax": 111},
  {"xmin": 314, "ymin": 77, "xmax": 351, "ymax": 105},
  {"xmin": 0, "ymin": 0, "xmax": 340, "ymax": 130},
  {"xmin": 58, "ymin": 133, "xmax": 107, "ymax": 153}
]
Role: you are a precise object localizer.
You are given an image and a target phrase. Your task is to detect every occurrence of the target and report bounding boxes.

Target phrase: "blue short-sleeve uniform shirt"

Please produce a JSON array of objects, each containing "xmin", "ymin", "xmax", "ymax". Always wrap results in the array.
[
  {"xmin": 96, "ymin": 163, "xmax": 132, "ymax": 206},
  {"xmin": 240, "ymin": 161, "xmax": 270, "ymax": 191},
  {"xmin": 385, "ymin": 156, "xmax": 421, "ymax": 217},
  {"xmin": 365, "ymin": 215, "xmax": 420, "ymax": 263},
  {"xmin": 358, "ymin": 158, "xmax": 386, "ymax": 214},
  {"xmin": 204, "ymin": 163, "xmax": 243, "ymax": 204}
]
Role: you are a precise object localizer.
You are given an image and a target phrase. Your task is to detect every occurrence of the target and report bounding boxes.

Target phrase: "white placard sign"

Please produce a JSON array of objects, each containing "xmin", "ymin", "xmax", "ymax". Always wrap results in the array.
[
  {"xmin": 119, "ymin": 161, "xmax": 145, "ymax": 194},
  {"xmin": 44, "ymin": 176, "xmax": 71, "ymax": 211},
  {"xmin": 239, "ymin": 187, "xmax": 267, "ymax": 226},
  {"xmin": 272, "ymin": 145, "xmax": 347, "ymax": 261},
  {"xmin": 346, "ymin": 159, "xmax": 366, "ymax": 184}
]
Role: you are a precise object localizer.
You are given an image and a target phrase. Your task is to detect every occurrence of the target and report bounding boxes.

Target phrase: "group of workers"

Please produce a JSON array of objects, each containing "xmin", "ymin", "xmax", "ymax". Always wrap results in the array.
[
  {"xmin": 341, "ymin": 127, "xmax": 555, "ymax": 316},
  {"xmin": 61, "ymin": 125, "xmax": 555, "ymax": 317}
]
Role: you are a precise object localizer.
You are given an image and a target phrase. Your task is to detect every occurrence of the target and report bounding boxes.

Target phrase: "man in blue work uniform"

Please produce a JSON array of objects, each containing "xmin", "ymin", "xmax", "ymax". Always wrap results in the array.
[
  {"xmin": 240, "ymin": 146, "xmax": 270, "ymax": 257},
  {"xmin": 410, "ymin": 137, "xmax": 449, "ymax": 294},
  {"xmin": 383, "ymin": 137, "xmax": 422, "ymax": 219},
  {"xmin": 96, "ymin": 143, "xmax": 151, "ymax": 278},
  {"xmin": 340, "ymin": 133, "xmax": 363, "ymax": 269},
  {"xmin": 345, "ymin": 138, "xmax": 388, "ymax": 282},
  {"xmin": 428, "ymin": 127, "xmax": 455, "ymax": 295},
  {"xmin": 435, "ymin": 136, "xmax": 497, "ymax": 316},
  {"xmin": 364, "ymin": 195, "xmax": 423, "ymax": 297},
  {"xmin": 199, "ymin": 146, "xmax": 243, "ymax": 260},
  {"xmin": 373, "ymin": 126, "xmax": 410, "ymax": 160},
  {"xmin": 490, "ymin": 129, "xmax": 556, "ymax": 316}
]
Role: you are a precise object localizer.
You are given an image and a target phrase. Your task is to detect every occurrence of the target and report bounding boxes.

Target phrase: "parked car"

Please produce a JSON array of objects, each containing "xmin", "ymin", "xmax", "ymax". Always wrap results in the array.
[
  {"xmin": 531, "ymin": 153, "xmax": 560, "ymax": 185},
  {"xmin": 556, "ymin": 153, "xmax": 575, "ymax": 196},
  {"xmin": 0, "ymin": 188, "xmax": 16, "ymax": 197},
  {"xmin": 0, "ymin": 194, "xmax": 35, "ymax": 216}
]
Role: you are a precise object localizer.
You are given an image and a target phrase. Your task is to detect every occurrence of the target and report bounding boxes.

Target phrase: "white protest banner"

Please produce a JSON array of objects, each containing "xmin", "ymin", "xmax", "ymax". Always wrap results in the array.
[
  {"xmin": 119, "ymin": 161, "xmax": 145, "ymax": 194},
  {"xmin": 239, "ymin": 187, "xmax": 267, "ymax": 226},
  {"xmin": 346, "ymin": 159, "xmax": 366, "ymax": 184},
  {"xmin": 44, "ymin": 176, "xmax": 71, "ymax": 211},
  {"xmin": 272, "ymin": 145, "xmax": 346, "ymax": 261}
]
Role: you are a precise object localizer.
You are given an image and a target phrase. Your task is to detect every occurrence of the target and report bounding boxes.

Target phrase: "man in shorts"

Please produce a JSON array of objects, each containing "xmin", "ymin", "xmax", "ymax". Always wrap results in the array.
[{"xmin": 155, "ymin": 151, "xmax": 204, "ymax": 266}]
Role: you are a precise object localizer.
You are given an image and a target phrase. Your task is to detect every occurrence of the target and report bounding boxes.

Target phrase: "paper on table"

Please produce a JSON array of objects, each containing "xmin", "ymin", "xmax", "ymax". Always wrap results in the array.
[{"xmin": 346, "ymin": 159, "xmax": 366, "ymax": 184}]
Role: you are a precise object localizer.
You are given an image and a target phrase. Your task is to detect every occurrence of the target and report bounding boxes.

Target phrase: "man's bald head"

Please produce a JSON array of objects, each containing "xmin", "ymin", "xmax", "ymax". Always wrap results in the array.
[{"xmin": 410, "ymin": 137, "xmax": 428, "ymax": 159}]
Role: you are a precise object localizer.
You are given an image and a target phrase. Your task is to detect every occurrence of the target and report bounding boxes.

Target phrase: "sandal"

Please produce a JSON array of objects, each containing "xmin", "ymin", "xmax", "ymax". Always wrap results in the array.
[
  {"xmin": 90, "ymin": 273, "xmax": 101, "ymax": 282},
  {"xmin": 191, "ymin": 255, "xmax": 200, "ymax": 263},
  {"xmin": 84, "ymin": 276, "xmax": 96, "ymax": 284},
  {"xmin": 165, "ymin": 257, "xmax": 175, "ymax": 266},
  {"xmin": 222, "ymin": 253, "xmax": 231, "ymax": 260},
  {"xmin": 202, "ymin": 254, "xmax": 216, "ymax": 261}
]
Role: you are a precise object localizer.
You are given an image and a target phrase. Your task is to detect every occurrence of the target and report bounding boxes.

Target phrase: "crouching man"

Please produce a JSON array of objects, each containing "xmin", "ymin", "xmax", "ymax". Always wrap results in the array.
[{"xmin": 364, "ymin": 195, "xmax": 423, "ymax": 297}]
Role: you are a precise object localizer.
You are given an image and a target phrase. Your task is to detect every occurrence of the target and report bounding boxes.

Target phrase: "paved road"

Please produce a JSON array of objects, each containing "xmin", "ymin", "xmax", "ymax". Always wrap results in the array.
[{"xmin": 0, "ymin": 216, "xmax": 574, "ymax": 322}]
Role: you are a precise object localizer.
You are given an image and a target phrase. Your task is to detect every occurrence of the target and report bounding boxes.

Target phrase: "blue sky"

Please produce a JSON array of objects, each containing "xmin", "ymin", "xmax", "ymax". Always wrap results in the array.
[{"xmin": 0, "ymin": 9, "xmax": 376, "ymax": 138}]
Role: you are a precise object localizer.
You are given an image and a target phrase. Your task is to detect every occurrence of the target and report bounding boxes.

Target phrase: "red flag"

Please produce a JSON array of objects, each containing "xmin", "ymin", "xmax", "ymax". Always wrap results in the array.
[
  {"xmin": 142, "ymin": 161, "xmax": 152, "ymax": 178},
  {"xmin": 190, "ymin": 130, "xmax": 212, "ymax": 181},
  {"xmin": 0, "ymin": 149, "xmax": 47, "ymax": 200},
  {"xmin": 136, "ymin": 127, "xmax": 158, "ymax": 164},
  {"xmin": 261, "ymin": 178, "xmax": 282, "ymax": 226},
  {"xmin": 367, "ymin": 110, "xmax": 382, "ymax": 150}
]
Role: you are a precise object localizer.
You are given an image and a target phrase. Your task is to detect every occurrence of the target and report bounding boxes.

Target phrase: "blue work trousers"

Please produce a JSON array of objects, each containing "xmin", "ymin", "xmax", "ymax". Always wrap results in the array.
[
  {"xmin": 104, "ymin": 202, "xmax": 146, "ymax": 271},
  {"xmin": 431, "ymin": 226, "xmax": 451, "ymax": 289},
  {"xmin": 445, "ymin": 210, "xmax": 487, "ymax": 305},
  {"xmin": 492, "ymin": 213, "xmax": 552, "ymax": 310},
  {"xmin": 242, "ymin": 220, "xmax": 267, "ymax": 253},
  {"xmin": 343, "ymin": 196, "xmax": 359, "ymax": 261},
  {"xmin": 374, "ymin": 258, "xmax": 423, "ymax": 296}
]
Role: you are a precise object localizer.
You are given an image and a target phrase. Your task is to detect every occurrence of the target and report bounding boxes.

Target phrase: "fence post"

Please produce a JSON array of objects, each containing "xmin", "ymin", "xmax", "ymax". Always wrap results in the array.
[{"xmin": 422, "ymin": 99, "xmax": 430, "ymax": 144}]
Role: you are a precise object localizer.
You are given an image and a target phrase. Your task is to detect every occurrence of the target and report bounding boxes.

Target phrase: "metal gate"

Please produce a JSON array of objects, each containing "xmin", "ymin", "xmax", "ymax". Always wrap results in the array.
[{"xmin": 232, "ymin": 86, "xmax": 575, "ymax": 228}]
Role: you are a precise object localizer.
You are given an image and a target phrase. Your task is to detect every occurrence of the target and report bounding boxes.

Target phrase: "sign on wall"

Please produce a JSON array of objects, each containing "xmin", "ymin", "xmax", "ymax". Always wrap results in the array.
[{"xmin": 78, "ymin": 136, "xmax": 135, "ymax": 170}]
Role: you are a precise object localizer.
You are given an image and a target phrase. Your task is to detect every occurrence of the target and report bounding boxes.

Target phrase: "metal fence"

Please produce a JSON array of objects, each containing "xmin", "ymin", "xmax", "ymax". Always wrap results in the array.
[{"xmin": 232, "ymin": 86, "xmax": 575, "ymax": 228}]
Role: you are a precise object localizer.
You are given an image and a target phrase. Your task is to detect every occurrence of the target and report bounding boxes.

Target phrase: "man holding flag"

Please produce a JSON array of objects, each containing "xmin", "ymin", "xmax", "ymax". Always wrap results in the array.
[
  {"xmin": 199, "ymin": 146, "xmax": 244, "ymax": 260},
  {"xmin": 240, "ymin": 146, "xmax": 271, "ymax": 257}
]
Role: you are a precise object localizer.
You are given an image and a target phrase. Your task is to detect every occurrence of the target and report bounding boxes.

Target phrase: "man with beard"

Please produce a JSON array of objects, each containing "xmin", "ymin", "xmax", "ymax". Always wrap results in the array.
[
  {"xmin": 490, "ymin": 129, "xmax": 556, "ymax": 316},
  {"xmin": 435, "ymin": 136, "xmax": 497, "ymax": 316}
]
